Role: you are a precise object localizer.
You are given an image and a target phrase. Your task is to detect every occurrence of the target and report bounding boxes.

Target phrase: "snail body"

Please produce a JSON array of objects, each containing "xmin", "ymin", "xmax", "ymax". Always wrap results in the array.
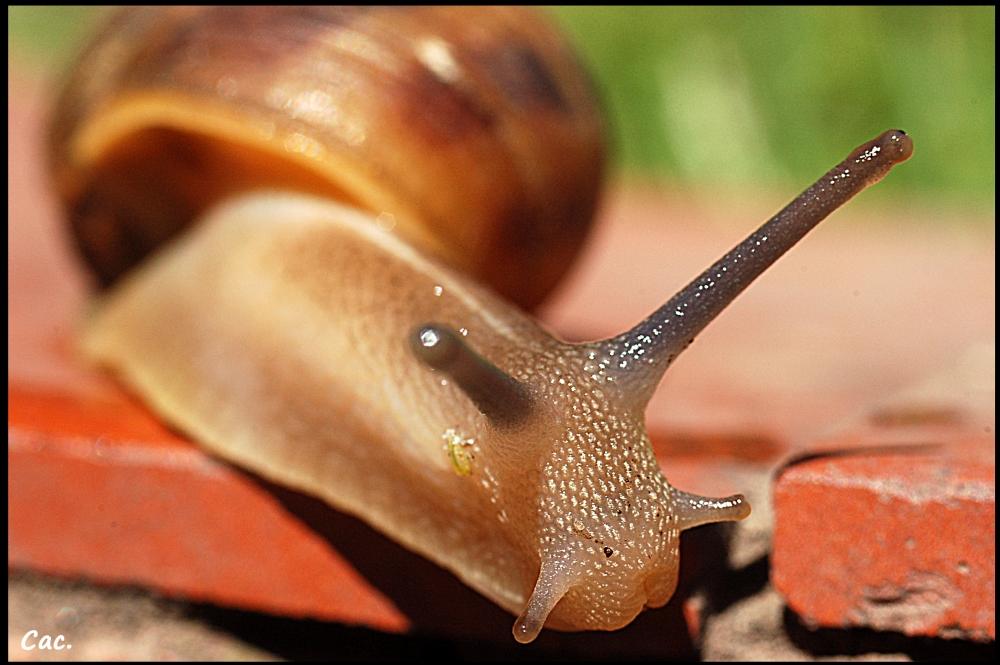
[
  {"xmin": 52, "ymin": 8, "xmax": 913, "ymax": 643},
  {"xmin": 81, "ymin": 190, "xmax": 711, "ymax": 639}
]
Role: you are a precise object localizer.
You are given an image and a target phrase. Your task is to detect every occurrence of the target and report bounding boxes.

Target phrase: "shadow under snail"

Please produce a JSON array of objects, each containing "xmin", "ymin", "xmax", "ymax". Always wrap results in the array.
[{"xmin": 49, "ymin": 7, "xmax": 913, "ymax": 643}]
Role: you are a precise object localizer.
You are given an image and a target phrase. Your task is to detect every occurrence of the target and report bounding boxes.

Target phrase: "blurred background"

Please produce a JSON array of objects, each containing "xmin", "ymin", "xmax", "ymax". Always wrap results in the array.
[{"xmin": 9, "ymin": 6, "xmax": 995, "ymax": 210}]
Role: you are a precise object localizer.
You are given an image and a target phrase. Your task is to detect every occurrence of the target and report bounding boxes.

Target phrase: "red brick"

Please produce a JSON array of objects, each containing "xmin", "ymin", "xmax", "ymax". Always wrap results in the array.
[
  {"xmin": 772, "ymin": 437, "xmax": 994, "ymax": 641},
  {"xmin": 8, "ymin": 387, "xmax": 410, "ymax": 633},
  {"xmin": 772, "ymin": 338, "xmax": 995, "ymax": 642}
]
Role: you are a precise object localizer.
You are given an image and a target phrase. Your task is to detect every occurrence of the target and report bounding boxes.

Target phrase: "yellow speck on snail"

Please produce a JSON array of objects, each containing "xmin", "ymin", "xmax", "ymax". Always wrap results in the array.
[{"xmin": 443, "ymin": 428, "xmax": 475, "ymax": 476}]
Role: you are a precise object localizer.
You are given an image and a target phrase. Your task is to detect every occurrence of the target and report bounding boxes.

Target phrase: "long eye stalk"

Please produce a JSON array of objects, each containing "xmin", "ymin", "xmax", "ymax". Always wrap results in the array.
[{"xmin": 599, "ymin": 130, "xmax": 913, "ymax": 406}]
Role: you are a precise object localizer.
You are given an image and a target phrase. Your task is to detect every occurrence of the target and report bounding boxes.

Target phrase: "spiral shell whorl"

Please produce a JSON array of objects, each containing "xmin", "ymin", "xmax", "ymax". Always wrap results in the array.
[{"xmin": 51, "ymin": 6, "xmax": 605, "ymax": 309}]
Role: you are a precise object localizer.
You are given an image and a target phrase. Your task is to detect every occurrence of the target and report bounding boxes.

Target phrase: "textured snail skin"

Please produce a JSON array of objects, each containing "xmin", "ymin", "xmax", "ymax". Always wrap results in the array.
[{"xmin": 54, "ymin": 7, "xmax": 915, "ymax": 645}]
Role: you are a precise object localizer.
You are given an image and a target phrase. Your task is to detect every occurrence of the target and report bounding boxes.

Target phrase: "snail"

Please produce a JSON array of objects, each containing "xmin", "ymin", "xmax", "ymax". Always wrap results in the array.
[{"xmin": 49, "ymin": 7, "xmax": 913, "ymax": 643}]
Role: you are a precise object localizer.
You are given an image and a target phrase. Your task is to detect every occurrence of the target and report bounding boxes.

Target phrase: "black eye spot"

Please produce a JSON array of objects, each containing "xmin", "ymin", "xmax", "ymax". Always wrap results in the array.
[{"xmin": 603, "ymin": 547, "xmax": 614, "ymax": 558}]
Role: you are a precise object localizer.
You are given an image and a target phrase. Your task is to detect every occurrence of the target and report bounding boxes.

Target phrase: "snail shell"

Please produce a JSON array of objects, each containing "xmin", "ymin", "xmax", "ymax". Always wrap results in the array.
[
  {"xmin": 50, "ymin": 6, "xmax": 604, "ymax": 310},
  {"xmin": 51, "ymin": 7, "xmax": 913, "ymax": 643}
]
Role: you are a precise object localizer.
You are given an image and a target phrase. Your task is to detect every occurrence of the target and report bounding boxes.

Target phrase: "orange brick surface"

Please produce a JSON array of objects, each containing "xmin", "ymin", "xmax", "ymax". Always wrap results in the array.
[
  {"xmin": 773, "ymin": 446, "xmax": 994, "ymax": 641},
  {"xmin": 771, "ymin": 351, "xmax": 995, "ymax": 642},
  {"xmin": 8, "ymin": 388, "xmax": 410, "ymax": 633}
]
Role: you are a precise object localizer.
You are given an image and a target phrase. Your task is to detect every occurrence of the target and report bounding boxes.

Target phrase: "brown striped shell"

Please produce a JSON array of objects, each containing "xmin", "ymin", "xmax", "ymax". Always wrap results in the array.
[{"xmin": 50, "ymin": 6, "xmax": 605, "ymax": 309}]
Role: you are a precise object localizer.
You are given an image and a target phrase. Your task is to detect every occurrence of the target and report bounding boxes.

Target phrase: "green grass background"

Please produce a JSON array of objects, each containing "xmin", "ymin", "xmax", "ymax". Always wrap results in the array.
[{"xmin": 9, "ymin": 6, "xmax": 995, "ymax": 207}]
